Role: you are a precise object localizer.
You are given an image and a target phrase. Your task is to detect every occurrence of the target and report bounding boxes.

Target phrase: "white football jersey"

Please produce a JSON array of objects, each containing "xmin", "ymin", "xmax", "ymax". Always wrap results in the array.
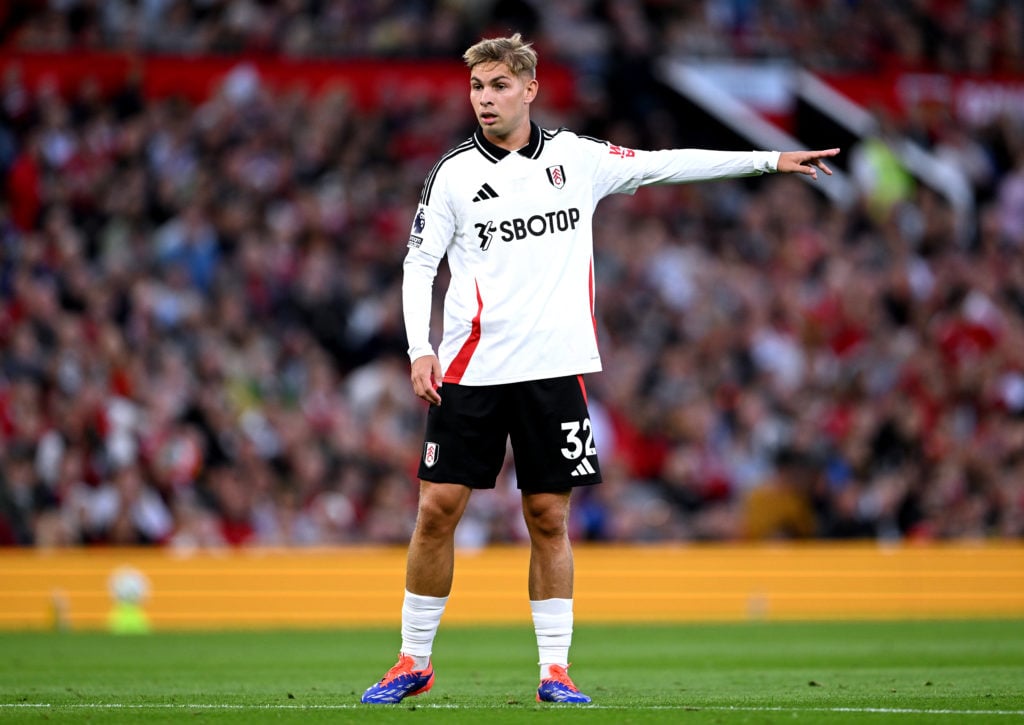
[{"xmin": 403, "ymin": 123, "xmax": 779, "ymax": 386}]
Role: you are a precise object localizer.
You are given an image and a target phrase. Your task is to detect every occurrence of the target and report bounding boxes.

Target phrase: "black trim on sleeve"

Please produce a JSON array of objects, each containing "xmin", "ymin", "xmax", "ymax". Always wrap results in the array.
[{"xmin": 420, "ymin": 138, "xmax": 474, "ymax": 205}]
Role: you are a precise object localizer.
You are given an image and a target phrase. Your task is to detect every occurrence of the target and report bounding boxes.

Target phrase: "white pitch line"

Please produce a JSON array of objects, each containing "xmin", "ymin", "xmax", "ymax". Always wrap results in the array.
[{"xmin": 2, "ymin": 703, "xmax": 1024, "ymax": 716}]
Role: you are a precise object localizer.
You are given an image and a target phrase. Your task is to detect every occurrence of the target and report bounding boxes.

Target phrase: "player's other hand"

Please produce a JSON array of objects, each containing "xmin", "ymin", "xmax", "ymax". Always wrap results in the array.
[
  {"xmin": 411, "ymin": 354, "xmax": 443, "ymax": 405},
  {"xmin": 777, "ymin": 148, "xmax": 840, "ymax": 180}
]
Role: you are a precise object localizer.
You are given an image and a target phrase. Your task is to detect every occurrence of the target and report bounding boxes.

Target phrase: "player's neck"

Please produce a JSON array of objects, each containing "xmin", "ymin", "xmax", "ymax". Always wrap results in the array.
[{"xmin": 482, "ymin": 119, "xmax": 532, "ymax": 153}]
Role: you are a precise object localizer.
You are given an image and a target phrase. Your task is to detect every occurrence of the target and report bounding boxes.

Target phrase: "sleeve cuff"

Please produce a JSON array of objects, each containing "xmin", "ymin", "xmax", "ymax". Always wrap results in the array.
[
  {"xmin": 407, "ymin": 345, "xmax": 436, "ymax": 362},
  {"xmin": 754, "ymin": 151, "xmax": 781, "ymax": 173}
]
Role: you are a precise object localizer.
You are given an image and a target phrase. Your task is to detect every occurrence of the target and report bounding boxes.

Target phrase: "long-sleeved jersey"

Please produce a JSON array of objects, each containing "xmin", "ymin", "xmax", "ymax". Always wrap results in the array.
[{"xmin": 403, "ymin": 122, "xmax": 779, "ymax": 386}]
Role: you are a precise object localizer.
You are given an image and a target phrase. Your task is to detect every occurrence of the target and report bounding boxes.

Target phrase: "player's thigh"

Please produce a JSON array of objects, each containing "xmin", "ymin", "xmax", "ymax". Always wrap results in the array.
[
  {"xmin": 507, "ymin": 375, "xmax": 602, "ymax": 491},
  {"xmin": 417, "ymin": 383, "xmax": 508, "ymax": 488}
]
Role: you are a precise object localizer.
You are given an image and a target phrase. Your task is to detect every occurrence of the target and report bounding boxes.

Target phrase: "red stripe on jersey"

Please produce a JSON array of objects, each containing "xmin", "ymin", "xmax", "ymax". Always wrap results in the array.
[
  {"xmin": 577, "ymin": 375, "xmax": 588, "ymax": 405},
  {"xmin": 588, "ymin": 257, "xmax": 598, "ymax": 343},
  {"xmin": 443, "ymin": 280, "xmax": 483, "ymax": 383}
]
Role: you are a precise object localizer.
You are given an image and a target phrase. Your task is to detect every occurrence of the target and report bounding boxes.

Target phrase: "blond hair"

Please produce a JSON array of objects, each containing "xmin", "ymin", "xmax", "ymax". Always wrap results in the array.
[{"xmin": 463, "ymin": 33, "xmax": 538, "ymax": 78}]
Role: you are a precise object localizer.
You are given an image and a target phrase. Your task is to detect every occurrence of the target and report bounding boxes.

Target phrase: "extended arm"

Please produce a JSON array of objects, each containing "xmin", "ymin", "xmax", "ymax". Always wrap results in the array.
[{"xmin": 590, "ymin": 139, "xmax": 841, "ymax": 197}]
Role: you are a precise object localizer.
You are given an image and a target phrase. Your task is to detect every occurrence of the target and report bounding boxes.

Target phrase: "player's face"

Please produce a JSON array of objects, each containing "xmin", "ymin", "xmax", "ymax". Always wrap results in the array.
[{"xmin": 469, "ymin": 62, "xmax": 537, "ymax": 144}]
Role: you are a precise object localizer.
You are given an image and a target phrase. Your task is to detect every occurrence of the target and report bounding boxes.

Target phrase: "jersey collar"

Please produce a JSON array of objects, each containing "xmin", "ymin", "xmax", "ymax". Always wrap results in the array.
[{"xmin": 473, "ymin": 122, "xmax": 544, "ymax": 163}]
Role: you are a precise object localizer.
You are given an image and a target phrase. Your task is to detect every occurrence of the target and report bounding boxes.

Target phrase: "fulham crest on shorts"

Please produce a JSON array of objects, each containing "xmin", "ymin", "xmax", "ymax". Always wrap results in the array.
[{"xmin": 423, "ymin": 442, "xmax": 439, "ymax": 468}]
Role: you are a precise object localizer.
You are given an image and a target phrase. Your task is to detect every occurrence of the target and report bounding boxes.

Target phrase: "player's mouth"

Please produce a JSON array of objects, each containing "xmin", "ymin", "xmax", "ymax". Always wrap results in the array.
[{"xmin": 480, "ymin": 112, "xmax": 498, "ymax": 125}]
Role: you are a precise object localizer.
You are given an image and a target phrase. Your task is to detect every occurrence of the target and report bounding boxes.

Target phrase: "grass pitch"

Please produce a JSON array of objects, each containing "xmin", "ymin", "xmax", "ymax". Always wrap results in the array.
[{"xmin": 1, "ymin": 620, "xmax": 1022, "ymax": 723}]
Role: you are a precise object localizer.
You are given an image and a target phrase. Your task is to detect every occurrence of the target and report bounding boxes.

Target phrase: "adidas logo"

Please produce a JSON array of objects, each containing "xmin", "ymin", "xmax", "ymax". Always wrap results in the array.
[
  {"xmin": 570, "ymin": 458, "xmax": 597, "ymax": 477},
  {"xmin": 472, "ymin": 183, "xmax": 499, "ymax": 202}
]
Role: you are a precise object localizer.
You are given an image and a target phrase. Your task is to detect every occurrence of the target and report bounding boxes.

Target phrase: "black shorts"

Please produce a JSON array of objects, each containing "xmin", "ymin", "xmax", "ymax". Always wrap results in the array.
[{"xmin": 417, "ymin": 375, "xmax": 602, "ymax": 492}]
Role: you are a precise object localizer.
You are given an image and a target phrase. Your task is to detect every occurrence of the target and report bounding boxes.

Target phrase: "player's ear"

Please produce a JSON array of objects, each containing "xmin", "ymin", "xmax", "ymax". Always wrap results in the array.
[{"xmin": 524, "ymin": 78, "xmax": 538, "ymax": 105}]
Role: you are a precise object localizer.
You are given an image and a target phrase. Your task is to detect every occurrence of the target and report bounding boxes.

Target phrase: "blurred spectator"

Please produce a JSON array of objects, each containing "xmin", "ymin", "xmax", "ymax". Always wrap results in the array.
[
  {"xmin": 81, "ymin": 461, "xmax": 175, "ymax": 545},
  {"xmin": 0, "ymin": 443, "xmax": 43, "ymax": 544},
  {"xmin": 997, "ymin": 147, "xmax": 1024, "ymax": 246},
  {"xmin": 849, "ymin": 111, "xmax": 917, "ymax": 225},
  {"xmin": 740, "ymin": 447, "xmax": 818, "ymax": 540}
]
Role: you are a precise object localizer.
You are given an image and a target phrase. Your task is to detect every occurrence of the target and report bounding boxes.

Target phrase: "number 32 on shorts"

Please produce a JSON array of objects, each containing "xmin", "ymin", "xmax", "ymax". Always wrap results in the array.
[{"xmin": 560, "ymin": 419, "xmax": 597, "ymax": 460}]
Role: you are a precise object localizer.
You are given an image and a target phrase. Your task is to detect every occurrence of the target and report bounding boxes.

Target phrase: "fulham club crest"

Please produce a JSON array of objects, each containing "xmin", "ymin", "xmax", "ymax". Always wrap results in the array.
[
  {"xmin": 423, "ymin": 441, "xmax": 439, "ymax": 468},
  {"xmin": 546, "ymin": 165, "xmax": 566, "ymax": 189}
]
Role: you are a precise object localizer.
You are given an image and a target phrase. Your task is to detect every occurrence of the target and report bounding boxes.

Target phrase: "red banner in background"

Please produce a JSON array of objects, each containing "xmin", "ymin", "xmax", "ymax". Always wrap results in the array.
[
  {"xmin": 0, "ymin": 51, "xmax": 577, "ymax": 110},
  {"xmin": 820, "ymin": 70, "xmax": 1024, "ymax": 127}
]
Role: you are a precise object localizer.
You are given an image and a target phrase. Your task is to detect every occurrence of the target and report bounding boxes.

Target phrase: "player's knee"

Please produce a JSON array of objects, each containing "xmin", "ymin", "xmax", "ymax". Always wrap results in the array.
[
  {"xmin": 415, "ymin": 491, "xmax": 465, "ymax": 537},
  {"xmin": 524, "ymin": 503, "xmax": 569, "ymax": 540}
]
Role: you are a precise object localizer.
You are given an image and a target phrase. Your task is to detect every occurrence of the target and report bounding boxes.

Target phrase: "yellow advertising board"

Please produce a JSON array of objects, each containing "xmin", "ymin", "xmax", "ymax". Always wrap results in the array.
[{"xmin": 1, "ymin": 543, "xmax": 1022, "ymax": 630}]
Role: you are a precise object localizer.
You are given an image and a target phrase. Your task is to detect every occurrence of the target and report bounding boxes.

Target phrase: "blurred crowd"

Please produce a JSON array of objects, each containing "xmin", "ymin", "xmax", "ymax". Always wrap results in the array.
[
  {"xmin": 2, "ymin": 1, "xmax": 1024, "ymax": 548},
  {"xmin": 2, "ymin": 0, "xmax": 1022, "ymax": 74}
]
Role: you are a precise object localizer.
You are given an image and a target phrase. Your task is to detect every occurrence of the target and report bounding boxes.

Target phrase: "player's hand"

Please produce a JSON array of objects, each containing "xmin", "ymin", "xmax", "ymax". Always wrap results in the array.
[
  {"xmin": 411, "ymin": 354, "xmax": 443, "ymax": 405},
  {"xmin": 777, "ymin": 148, "xmax": 840, "ymax": 180}
]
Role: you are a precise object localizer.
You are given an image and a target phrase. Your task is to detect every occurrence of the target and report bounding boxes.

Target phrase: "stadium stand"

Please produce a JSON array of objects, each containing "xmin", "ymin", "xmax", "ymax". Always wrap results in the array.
[{"xmin": 1, "ymin": 1, "xmax": 1023, "ymax": 547}]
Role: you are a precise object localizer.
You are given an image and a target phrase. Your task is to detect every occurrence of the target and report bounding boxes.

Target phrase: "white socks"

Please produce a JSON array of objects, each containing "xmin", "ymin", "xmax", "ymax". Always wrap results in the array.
[
  {"xmin": 400, "ymin": 592, "xmax": 573, "ymax": 679},
  {"xmin": 400, "ymin": 590, "xmax": 448, "ymax": 670},
  {"xmin": 531, "ymin": 598, "xmax": 573, "ymax": 679}
]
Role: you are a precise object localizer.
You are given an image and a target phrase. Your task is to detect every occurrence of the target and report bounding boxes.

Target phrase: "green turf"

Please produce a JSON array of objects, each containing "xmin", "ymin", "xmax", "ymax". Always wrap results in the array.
[{"xmin": 1, "ymin": 621, "xmax": 1022, "ymax": 723}]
